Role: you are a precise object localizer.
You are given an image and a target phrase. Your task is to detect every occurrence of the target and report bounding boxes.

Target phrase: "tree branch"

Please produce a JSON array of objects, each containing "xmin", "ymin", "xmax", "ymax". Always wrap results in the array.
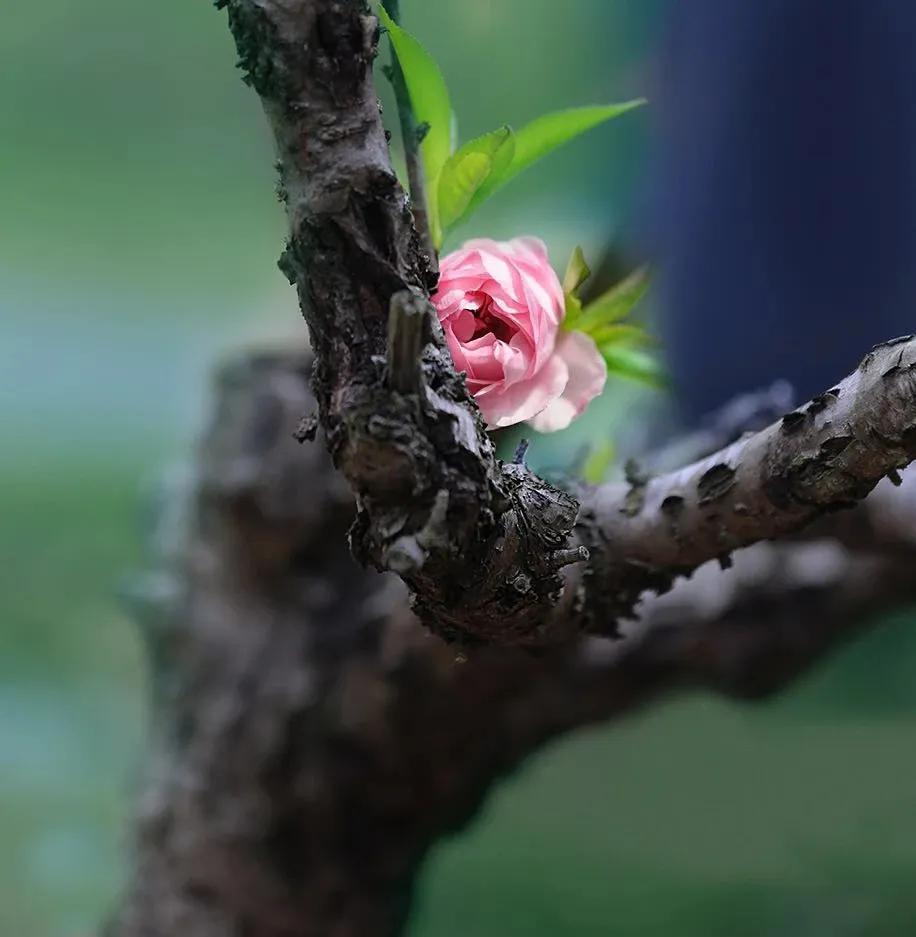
[
  {"xmin": 382, "ymin": 0, "xmax": 437, "ymax": 268},
  {"xmin": 217, "ymin": 0, "xmax": 590, "ymax": 646},
  {"xmin": 217, "ymin": 0, "xmax": 916, "ymax": 647},
  {"xmin": 111, "ymin": 348, "xmax": 916, "ymax": 937},
  {"xmin": 581, "ymin": 335, "xmax": 916, "ymax": 626}
]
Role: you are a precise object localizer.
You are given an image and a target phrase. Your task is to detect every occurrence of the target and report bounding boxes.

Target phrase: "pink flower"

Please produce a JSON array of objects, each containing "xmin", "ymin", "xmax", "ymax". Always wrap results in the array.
[{"xmin": 432, "ymin": 237, "xmax": 607, "ymax": 431}]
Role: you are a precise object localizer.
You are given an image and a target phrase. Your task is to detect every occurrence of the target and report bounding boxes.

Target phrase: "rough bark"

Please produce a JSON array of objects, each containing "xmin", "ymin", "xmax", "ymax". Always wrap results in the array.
[
  {"xmin": 216, "ymin": 0, "xmax": 916, "ymax": 647},
  {"xmin": 110, "ymin": 350, "xmax": 916, "ymax": 937},
  {"xmin": 583, "ymin": 334, "xmax": 916, "ymax": 624},
  {"xmin": 107, "ymin": 3, "xmax": 916, "ymax": 933}
]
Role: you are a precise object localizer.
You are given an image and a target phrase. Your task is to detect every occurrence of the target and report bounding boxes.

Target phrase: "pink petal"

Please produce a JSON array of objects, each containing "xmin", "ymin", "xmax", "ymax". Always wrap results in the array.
[
  {"xmin": 435, "ymin": 275, "xmax": 489, "ymax": 298},
  {"xmin": 461, "ymin": 237, "xmax": 506, "ymax": 255},
  {"xmin": 451, "ymin": 308, "xmax": 477, "ymax": 342},
  {"xmin": 505, "ymin": 236, "xmax": 549, "ymax": 264},
  {"xmin": 475, "ymin": 353, "xmax": 569, "ymax": 429},
  {"xmin": 466, "ymin": 248, "xmax": 518, "ymax": 298},
  {"xmin": 528, "ymin": 331, "xmax": 607, "ymax": 433},
  {"xmin": 492, "ymin": 334, "xmax": 533, "ymax": 386},
  {"xmin": 505, "ymin": 238, "xmax": 564, "ymax": 312},
  {"xmin": 486, "ymin": 290, "xmax": 537, "ymax": 346},
  {"xmin": 462, "ymin": 335, "xmax": 505, "ymax": 382}
]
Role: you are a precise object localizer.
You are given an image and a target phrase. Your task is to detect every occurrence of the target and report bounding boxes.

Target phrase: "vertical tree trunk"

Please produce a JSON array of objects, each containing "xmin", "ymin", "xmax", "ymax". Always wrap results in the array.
[
  {"xmin": 111, "ymin": 350, "xmax": 916, "ymax": 937},
  {"xmin": 111, "ymin": 352, "xmax": 422, "ymax": 936}
]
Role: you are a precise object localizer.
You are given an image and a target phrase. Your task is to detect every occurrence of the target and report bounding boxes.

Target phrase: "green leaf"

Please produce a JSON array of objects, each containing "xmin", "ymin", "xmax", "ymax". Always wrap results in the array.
[
  {"xmin": 564, "ymin": 291, "xmax": 583, "ymax": 323},
  {"xmin": 469, "ymin": 100, "xmax": 645, "ymax": 211},
  {"xmin": 565, "ymin": 265, "xmax": 650, "ymax": 333},
  {"xmin": 601, "ymin": 344, "xmax": 667, "ymax": 388},
  {"xmin": 563, "ymin": 245, "xmax": 591, "ymax": 296},
  {"xmin": 377, "ymin": 4, "xmax": 454, "ymax": 242},
  {"xmin": 588, "ymin": 322, "xmax": 654, "ymax": 347},
  {"xmin": 438, "ymin": 126, "xmax": 515, "ymax": 236}
]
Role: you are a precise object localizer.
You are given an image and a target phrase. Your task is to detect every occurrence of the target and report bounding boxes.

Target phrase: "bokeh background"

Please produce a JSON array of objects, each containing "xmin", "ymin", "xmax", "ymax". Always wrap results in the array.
[{"xmin": 4, "ymin": 1, "xmax": 916, "ymax": 934}]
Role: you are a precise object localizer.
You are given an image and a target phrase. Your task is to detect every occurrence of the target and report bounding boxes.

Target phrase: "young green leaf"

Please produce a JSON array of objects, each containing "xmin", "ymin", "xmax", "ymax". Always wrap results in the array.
[
  {"xmin": 565, "ymin": 265, "xmax": 650, "ymax": 333},
  {"xmin": 377, "ymin": 4, "xmax": 454, "ymax": 239},
  {"xmin": 587, "ymin": 322, "xmax": 654, "ymax": 347},
  {"xmin": 563, "ymin": 245, "xmax": 591, "ymax": 296},
  {"xmin": 564, "ymin": 291, "xmax": 583, "ymax": 323},
  {"xmin": 468, "ymin": 100, "xmax": 645, "ymax": 212},
  {"xmin": 438, "ymin": 126, "xmax": 515, "ymax": 239},
  {"xmin": 601, "ymin": 344, "xmax": 667, "ymax": 388}
]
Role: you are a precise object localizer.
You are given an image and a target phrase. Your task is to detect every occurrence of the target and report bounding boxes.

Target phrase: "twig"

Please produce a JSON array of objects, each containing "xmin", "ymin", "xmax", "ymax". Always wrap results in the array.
[
  {"xmin": 383, "ymin": 0, "xmax": 437, "ymax": 271},
  {"xmin": 387, "ymin": 290, "xmax": 429, "ymax": 393}
]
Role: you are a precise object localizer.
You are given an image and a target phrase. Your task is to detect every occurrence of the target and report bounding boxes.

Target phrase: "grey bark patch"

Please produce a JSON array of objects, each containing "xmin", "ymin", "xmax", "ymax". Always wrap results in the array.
[
  {"xmin": 873, "ymin": 334, "xmax": 915, "ymax": 350},
  {"xmin": 819, "ymin": 435, "xmax": 853, "ymax": 459},
  {"xmin": 697, "ymin": 463, "xmax": 737, "ymax": 505},
  {"xmin": 781, "ymin": 411, "xmax": 807, "ymax": 434},
  {"xmin": 807, "ymin": 390, "xmax": 839, "ymax": 415}
]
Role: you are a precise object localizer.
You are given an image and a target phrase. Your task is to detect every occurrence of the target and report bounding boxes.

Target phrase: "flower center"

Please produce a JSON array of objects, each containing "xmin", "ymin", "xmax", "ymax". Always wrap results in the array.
[{"xmin": 472, "ymin": 301, "xmax": 516, "ymax": 344}]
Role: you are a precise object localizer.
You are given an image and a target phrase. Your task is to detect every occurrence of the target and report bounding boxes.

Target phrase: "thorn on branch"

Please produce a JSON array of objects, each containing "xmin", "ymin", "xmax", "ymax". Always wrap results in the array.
[
  {"xmin": 513, "ymin": 438, "xmax": 530, "ymax": 465},
  {"xmin": 550, "ymin": 546, "xmax": 590, "ymax": 569},
  {"xmin": 387, "ymin": 290, "xmax": 430, "ymax": 394}
]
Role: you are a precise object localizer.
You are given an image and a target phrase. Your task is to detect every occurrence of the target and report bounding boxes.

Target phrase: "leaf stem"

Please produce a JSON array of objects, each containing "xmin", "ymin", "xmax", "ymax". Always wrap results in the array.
[{"xmin": 384, "ymin": 0, "xmax": 438, "ymax": 273}]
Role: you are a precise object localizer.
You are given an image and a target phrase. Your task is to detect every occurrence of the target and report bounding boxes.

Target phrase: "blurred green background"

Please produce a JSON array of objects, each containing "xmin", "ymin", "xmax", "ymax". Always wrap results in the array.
[{"xmin": 3, "ymin": 1, "xmax": 916, "ymax": 935}]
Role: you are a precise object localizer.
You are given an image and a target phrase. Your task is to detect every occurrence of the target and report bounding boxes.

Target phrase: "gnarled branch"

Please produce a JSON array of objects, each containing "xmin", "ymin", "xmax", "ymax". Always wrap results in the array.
[
  {"xmin": 582, "ymin": 335, "xmax": 916, "ymax": 625},
  {"xmin": 217, "ymin": 0, "xmax": 916, "ymax": 651},
  {"xmin": 111, "ymin": 348, "xmax": 916, "ymax": 937}
]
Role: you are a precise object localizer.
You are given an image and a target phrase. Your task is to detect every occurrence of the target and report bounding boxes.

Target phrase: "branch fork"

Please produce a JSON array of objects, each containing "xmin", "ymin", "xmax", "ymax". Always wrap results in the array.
[{"xmin": 218, "ymin": 0, "xmax": 916, "ymax": 648}]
